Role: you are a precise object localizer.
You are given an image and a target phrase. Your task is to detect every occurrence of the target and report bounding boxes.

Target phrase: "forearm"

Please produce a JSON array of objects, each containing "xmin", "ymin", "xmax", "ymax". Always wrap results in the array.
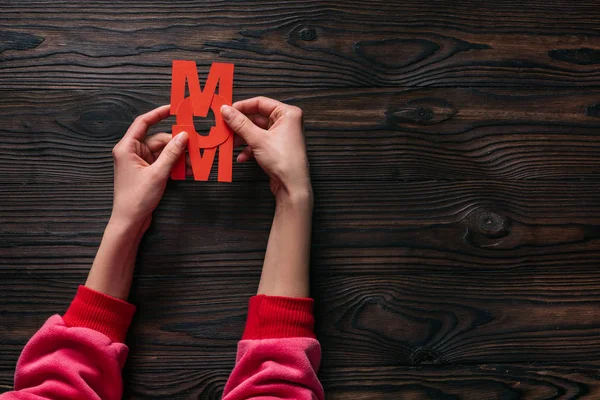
[
  {"xmin": 85, "ymin": 216, "xmax": 147, "ymax": 300},
  {"xmin": 258, "ymin": 190, "xmax": 314, "ymax": 298},
  {"xmin": 227, "ymin": 193, "xmax": 323, "ymax": 399}
]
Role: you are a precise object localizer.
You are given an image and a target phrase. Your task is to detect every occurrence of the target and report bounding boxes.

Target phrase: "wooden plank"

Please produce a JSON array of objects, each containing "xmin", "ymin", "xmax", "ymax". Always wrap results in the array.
[
  {"xmin": 124, "ymin": 363, "xmax": 600, "ymax": 399},
  {"xmin": 0, "ymin": 181, "xmax": 600, "ymax": 275},
  {"xmin": 1, "ymin": 88, "xmax": 600, "ymax": 183},
  {"xmin": 122, "ymin": 362, "xmax": 600, "ymax": 399},
  {"xmin": 4, "ymin": 238, "xmax": 600, "ymax": 369},
  {"xmin": 4, "ymin": 339, "xmax": 600, "ymax": 399},
  {"xmin": 315, "ymin": 274, "xmax": 600, "ymax": 366},
  {"xmin": 2, "ymin": 1, "xmax": 600, "ymax": 399},
  {"xmin": 2, "ymin": 1, "xmax": 600, "ymax": 88},
  {"xmin": 6, "ymin": 363, "xmax": 599, "ymax": 399},
  {"xmin": 1, "ymin": 180, "xmax": 600, "ymax": 274},
  {"xmin": 320, "ymin": 364, "xmax": 600, "ymax": 400}
]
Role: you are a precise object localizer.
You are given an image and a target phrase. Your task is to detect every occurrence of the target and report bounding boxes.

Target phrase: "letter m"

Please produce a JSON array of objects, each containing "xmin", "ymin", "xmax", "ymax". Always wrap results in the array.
[{"xmin": 170, "ymin": 60, "xmax": 234, "ymax": 182}]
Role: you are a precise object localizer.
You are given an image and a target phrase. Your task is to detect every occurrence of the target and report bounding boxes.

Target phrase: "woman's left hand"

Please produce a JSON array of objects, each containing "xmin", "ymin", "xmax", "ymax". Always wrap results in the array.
[{"xmin": 110, "ymin": 105, "xmax": 188, "ymax": 229}]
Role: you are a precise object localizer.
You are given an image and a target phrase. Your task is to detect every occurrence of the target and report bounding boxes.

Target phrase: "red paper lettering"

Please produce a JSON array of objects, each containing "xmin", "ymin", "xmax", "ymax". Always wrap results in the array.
[{"xmin": 170, "ymin": 61, "xmax": 235, "ymax": 182}]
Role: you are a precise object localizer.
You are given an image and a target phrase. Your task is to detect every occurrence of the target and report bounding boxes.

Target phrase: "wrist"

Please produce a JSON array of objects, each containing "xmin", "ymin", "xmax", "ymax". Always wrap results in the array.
[
  {"xmin": 85, "ymin": 215, "xmax": 146, "ymax": 300},
  {"xmin": 276, "ymin": 185, "xmax": 314, "ymax": 210},
  {"xmin": 107, "ymin": 213, "xmax": 150, "ymax": 238}
]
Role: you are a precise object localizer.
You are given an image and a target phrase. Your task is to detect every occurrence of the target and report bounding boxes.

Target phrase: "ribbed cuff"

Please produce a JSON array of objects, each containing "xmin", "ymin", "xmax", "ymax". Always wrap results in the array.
[
  {"xmin": 242, "ymin": 295, "xmax": 316, "ymax": 340},
  {"xmin": 63, "ymin": 285, "xmax": 136, "ymax": 343}
]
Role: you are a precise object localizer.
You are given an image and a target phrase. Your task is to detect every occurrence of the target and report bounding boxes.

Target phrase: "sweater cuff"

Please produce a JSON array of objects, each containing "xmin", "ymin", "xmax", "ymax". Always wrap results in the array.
[
  {"xmin": 242, "ymin": 295, "xmax": 316, "ymax": 340},
  {"xmin": 63, "ymin": 285, "xmax": 136, "ymax": 343}
]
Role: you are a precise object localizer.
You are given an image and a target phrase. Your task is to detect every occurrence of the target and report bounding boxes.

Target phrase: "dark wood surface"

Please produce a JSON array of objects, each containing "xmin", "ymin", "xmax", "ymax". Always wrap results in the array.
[{"xmin": 2, "ymin": 1, "xmax": 600, "ymax": 399}]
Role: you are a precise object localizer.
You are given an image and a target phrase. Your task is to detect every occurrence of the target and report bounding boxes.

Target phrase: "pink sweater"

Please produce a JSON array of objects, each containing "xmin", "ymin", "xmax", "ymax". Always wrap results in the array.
[{"xmin": 0, "ymin": 286, "xmax": 324, "ymax": 399}]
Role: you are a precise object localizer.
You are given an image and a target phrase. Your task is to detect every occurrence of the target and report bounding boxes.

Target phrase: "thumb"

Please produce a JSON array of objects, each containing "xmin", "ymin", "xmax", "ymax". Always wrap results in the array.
[
  {"xmin": 221, "ymin": 105, "xmax": 262, "ymax": 146},
  {"xmin": 152, "ymin": 131, "xmax": 188, "ymax": 178}
]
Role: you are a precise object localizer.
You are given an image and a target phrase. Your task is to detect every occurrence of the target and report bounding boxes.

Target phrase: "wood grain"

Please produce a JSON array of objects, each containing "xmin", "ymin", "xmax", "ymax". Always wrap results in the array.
[
  {"xmin": 2, "ymin": 180, "xmax": 599, "ymax": 275},
  {"xmin": 3, "ymin": 1, "xmax": 600, "ymax": 88},
  {"xmin": 5, "ymin": 272, "xmax": 600, "ymax": 374},
  {"xmin": 6, "ymin": 362, "xmax": 600, "ymax": 399},
  {"xmin": 123, "ymin": 363, "xmax": 600, "ymax": 399},
  {"xmin": 315, "ymin": 275, "xmax": 600, "ymax": 366},
  {"xmin": 1, "ymin": 88, "xmax": 600, "ymax": 184},
  {"xmin": 2, "ymin": 1, "xmax": 600, "ymax": 398},
  {"xmin": 320, "ymin": 364, "xmax": 600, "ymax": 400},
  {"xmin": 2, "ymin": 179, "xmax": 600, "ymax": 374}
]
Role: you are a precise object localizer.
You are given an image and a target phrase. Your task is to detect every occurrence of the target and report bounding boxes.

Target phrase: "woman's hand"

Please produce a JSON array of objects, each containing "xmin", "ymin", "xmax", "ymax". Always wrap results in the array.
[
  {"xmin": 85, "ymin": 105, "xmax": 188, "ymax": 299},
  {"xmin": 221, "ymin": 97, "xmax": 313, "ymax": 297},
  {"xmin": 221, "ymin": 97, "xmax": 312, "ymax": 205},
  {"xmin": 111, "ymin": 105, "xmax": 188, "ymax": 229}
]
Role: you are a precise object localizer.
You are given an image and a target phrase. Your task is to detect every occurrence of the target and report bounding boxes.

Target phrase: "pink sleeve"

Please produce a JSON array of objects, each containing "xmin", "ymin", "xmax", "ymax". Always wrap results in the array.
[
  {"xmin": 223, "ymin": 295, "xmax": 324, "ymax": 400},
  {"xmin": 0, "ymin": 286, "xmax": 136, "ymax": 400}
]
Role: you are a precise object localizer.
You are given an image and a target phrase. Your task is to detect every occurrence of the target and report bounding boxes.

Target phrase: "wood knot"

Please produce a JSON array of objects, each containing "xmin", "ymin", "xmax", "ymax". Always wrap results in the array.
[
  {"xmin": 353, "ymin": 38, "xmax": 439, "ymax": 69},
  {"xmin": 0, "ymin": 30, "xmax": 44, "ymax": 53},
  {"xmin": 387, "ymin": 97, "xmax": 457, "ymax": 126},
  {"xmin": 410, "ymin": 347, "xmax": 442, "ymax": 365},
  {"xmin": 77, "ymin": 105, "xmax": 130, "ymax": 140},
  {"xmin": 469, "ymin": 210, "xmax": 510, "ymax": 238},
  {"xmin": 298, "ymin": 28, "xmax": 317, "ymax": 41},
  {"xmin": 413, "ymin": 107, "xmax": 434, "ymax": 123}
]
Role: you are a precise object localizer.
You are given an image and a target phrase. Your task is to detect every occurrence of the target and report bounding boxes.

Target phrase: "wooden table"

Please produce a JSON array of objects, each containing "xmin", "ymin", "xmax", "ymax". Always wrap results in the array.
[{"xmin": 2, "ymin": 1, "xmax": 600, "ymax": 398}]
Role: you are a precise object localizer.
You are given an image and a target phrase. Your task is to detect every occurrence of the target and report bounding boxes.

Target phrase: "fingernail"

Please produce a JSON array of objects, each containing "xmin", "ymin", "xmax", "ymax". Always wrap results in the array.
[
  {"xmin": 221, "ymin": 105, "xmax": 232, "ymax": 119},
  {"xmin": 175, "ymin": 131, "xmax": 188, "ymax": 147}
]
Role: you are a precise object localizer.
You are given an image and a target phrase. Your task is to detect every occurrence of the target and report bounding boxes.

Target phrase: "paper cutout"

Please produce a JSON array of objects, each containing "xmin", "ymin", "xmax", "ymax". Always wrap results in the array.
[{"xmin": 170, "ymin": 60, "xmax": 235, "ymax": 182}]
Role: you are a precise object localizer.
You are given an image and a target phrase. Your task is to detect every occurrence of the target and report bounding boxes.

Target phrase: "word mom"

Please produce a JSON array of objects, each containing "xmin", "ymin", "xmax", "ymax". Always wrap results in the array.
[{"xmin": 170, "ymin": 60, "xmax": 235, "ymax": 182}]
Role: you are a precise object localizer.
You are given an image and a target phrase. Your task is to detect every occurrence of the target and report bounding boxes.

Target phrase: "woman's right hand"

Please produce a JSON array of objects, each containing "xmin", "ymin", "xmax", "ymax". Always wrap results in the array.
[{"xmin": 221, "ymin": 97, "xmax": 313, "ymax": 205}]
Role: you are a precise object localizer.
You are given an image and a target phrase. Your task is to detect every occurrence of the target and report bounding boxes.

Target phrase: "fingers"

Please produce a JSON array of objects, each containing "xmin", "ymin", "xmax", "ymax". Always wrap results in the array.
[
  {"xmin": 234, "ymin": 134, "xmax": 246, "ymax": 148},
  {"xmin": 145, "ymin": 132, "xmax": 171, "ymax": 153},
  {"xmin": 124, "ymin": 105, "xmax": 171, "ymax": 142},
  {"xmin": 233, "ymin": 96, "xmax": 284, "ymax": 118},
  {"xmin": 247, "ymin": 113, "xmax": 270, "ymax": 129},
  {"xmin": 221, "ymin": 105, "xmax": 264, "ymax": 146},
  {"xmin": 237, "ymin": 146, "xmax": 254, "ymax": 163},
  {"xmin": 147, "ymin": 133, "xmax": 193, "ymax": 168},
  {"xmin": 151, "ymin": 131, "xmax": 188, "ymax": 178}
]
